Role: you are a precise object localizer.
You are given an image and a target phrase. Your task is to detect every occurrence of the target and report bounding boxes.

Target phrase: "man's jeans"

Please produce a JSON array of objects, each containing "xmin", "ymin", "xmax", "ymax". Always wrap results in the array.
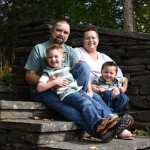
[{"xmin": 32, "ymin": 62, "xmax": 112, "ymax": 136}]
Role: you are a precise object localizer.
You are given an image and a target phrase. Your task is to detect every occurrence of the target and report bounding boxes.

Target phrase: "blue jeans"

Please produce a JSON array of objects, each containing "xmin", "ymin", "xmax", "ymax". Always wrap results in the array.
[
  {"xmin": 63, "ymin": 91, "xmax": 113, "ymax": 129},
  {"xmin": 92, "ymin": 92, "xmax": 113, "ymax": 118},
  {"xmin": 100, "ymin": 90, "xmax": 129, "ymax": 114},
  {"xmin": 70, "ymin": 62, "xmax": 89, "ymax": 91},
  {"xmin": 31, "ymin": 62, "xmax": 112, "ymax": 136}
]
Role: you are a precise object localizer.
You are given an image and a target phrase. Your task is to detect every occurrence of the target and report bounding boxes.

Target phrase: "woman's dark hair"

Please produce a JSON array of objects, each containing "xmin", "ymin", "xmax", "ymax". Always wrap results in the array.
[{"xmin": 83, "ymin": 26, "xmax": 99, "ymax": 39}]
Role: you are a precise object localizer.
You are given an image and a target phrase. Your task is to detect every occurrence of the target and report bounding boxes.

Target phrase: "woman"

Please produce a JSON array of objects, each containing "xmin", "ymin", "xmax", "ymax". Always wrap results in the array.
[{"xmin": 74, "ymin": 27, "xmax": 133, "ymax": 140}]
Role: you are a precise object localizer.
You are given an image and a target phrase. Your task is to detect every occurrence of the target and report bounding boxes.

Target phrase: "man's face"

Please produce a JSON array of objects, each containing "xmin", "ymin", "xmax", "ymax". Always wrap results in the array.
[{"xmin": 51, "ymin": 22, "xmax": 70, "ymax": 44}]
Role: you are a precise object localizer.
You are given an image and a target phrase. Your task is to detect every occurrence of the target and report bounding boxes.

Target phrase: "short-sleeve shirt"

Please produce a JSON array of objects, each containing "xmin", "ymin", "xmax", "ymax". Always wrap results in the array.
[
  {"xmin": 92, "ymin": 76, "xmax": 124, "ymax": 91},
  {"xmin": 39, "ymin": 64, "xmax": 82, "ymax": 100},
  {"xmin": 24, "ymin": 40, "xmax": 79, "ymax": 76}
]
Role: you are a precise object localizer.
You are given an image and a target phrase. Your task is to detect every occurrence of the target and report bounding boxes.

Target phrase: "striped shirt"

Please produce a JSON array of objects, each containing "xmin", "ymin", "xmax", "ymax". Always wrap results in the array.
[
  {"xmin": 39, "ymin": 64, "xmax": 82, "ymax": 100},
  {"xmin": 92, "ymin": 76, "xmax": 124, "ymax": 91}
]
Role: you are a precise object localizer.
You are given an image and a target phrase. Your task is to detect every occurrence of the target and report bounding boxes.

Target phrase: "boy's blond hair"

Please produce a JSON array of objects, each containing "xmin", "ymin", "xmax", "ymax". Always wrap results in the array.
[{"xmin": 46, "ymin": 44, "xmax": 64, "ymax": 56}]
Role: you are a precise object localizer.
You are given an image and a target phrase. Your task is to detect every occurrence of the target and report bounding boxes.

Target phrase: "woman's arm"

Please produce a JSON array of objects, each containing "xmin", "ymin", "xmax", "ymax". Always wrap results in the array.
[
  {"xmin": 86, "ymin": 81, "xmax": 94, "ymax": 97},
  {"xmin": 120, "ymin": 77, "xmax": 128, "ymax": 93}
]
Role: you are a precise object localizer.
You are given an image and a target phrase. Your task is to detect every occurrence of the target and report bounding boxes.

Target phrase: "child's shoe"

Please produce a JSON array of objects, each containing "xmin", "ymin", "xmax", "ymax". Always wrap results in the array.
[{"xmin": 100, "ymin": 114, "xmax": 134, "ymax": 143}]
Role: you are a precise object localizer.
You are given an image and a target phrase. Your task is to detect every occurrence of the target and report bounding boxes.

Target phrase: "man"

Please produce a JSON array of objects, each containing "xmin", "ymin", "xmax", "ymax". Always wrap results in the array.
[{"xmin": 24, "ymin": 20, "xmax": 134, "ymax": 143}]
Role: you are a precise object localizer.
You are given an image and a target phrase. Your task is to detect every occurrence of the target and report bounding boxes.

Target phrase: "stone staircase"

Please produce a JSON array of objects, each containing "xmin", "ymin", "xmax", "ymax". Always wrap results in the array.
[
  {"xmin": 0, "ymin": 100, "xmax": 150, "ymax": 150},
  {"xmin": 0, "ymin": 100, "xmax": 84, "ymax": 149}
]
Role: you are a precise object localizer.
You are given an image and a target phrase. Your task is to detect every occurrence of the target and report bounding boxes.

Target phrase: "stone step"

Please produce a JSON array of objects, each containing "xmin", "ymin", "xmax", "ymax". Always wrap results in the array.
[
  {"xmin": 0, "ymin": 100, "xmax": 62, "ymax": 120},
  {"xmin": 25, "ymin": 137, "xmax": 150, "ymax": 150},
  {"xmin": 0, "ymin": 137, "xmax": 150, "ymax": 150},
  {"xmin": 1, "ymin": 100, "xmax": 150, "ymax": 130},
  {"xmin": 0, "ymin": 100, "xmax": 150, "ymax": 149},
  {"xmin": 0, "ymin": 119, "xmax": 84, "ymax": 145}
]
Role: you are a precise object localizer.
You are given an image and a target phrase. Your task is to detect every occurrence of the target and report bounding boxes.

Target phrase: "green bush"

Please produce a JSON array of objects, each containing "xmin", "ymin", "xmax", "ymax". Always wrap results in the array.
[{"xmin": 0, "ymin": 63, "xmax": 14, "ymax": 85}]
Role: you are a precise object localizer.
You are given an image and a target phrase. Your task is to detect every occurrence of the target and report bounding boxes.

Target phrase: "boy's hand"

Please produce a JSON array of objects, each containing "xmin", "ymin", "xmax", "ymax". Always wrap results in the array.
[
  {"xmin": 98, "ymin": 86, "xmax": 105, "ymax": 93},
  {"xmin": 48, "ymin": 73, "xmax": 58, "ymax": 82},
  {"xmin": 112, "ymin": 87, "xmax": 120, "ymax": 98},
  {"xmin": 53, "ymin": 77, "xmax": 69, "ymax": 89},
  {"xmin": 91, "ymin": 84, "xmax": 105, "ymax": 93},
  {"xmin": 91, "ymin": 84, "xmax": 100, "ymax": 93}
]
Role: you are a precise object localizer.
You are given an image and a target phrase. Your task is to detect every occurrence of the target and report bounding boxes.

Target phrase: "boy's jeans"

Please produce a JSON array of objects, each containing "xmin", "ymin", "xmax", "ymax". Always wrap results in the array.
[{"xmin": 100, "ymin": 90, "xmax": 129, "ymax": 114}]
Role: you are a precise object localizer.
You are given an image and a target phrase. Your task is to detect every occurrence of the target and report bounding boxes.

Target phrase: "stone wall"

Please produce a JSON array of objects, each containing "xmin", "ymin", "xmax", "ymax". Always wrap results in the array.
[{"xmin": 5, "ymin": 21, "xmax": 150, "ymax": 128}]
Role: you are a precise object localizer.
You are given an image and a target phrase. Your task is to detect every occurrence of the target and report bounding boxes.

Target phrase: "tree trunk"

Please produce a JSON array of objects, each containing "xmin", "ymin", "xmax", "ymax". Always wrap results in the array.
[
  {"xmin": 148, "ymin": 0, "xmax": 150, "ymax": 33},
  {"xmin": 123, "ymin": 0, "xmax": 135, "ymax": 32},
  {"xmin": 0, "ymin": 50, "xmax": 2, "ymax": 69}
]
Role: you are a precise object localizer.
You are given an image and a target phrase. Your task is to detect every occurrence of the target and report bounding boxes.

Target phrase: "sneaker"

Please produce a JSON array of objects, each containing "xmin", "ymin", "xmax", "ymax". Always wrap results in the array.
[
  {"xmin": 115, "ymin": 114, "xmax": 134, "ymax": 135},
  {"xmin": 100, "ymin": 114, "xmax": 134, "ymax": 143},
  {"xmin": 94, "ymin": 117, "xmax": 118, "ymax": 137},
  {"xmin": 101, "ymin": 127, "xmax": 116, "ymax": 143}
]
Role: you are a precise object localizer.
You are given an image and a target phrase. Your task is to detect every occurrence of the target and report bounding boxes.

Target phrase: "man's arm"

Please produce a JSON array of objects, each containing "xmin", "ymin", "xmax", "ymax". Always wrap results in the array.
[{"xmin": 25, "ymin": 70, "xmax": 40, "ymax": 86}]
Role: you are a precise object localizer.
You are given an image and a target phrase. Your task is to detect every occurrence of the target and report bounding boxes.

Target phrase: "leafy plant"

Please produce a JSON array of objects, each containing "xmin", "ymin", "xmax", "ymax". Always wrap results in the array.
[
  {"xmin": 0, "ymin": 63, "xmax": 14, "ymax": 85},
  {"xmin": 133, "ymin": 127, "xmax": 150, "ymax": 136}
]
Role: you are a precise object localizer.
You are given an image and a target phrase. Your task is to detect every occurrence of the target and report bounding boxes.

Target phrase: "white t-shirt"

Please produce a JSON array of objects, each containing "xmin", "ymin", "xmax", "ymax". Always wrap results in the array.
[{"xmin": 74, "ymin": 47, "xmax": 123, "ymax": 81}]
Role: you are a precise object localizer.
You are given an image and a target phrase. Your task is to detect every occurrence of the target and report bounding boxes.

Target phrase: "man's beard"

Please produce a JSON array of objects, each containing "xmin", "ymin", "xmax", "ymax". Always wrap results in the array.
[{"xmin": 54, "ymin": 37, "xmax": 64, "ymax": 44}]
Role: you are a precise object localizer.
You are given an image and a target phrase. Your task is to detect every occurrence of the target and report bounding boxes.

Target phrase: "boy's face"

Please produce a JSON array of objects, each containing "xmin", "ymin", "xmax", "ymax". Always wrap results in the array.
[
  {"xmin": 46, "ymin": 49, "xmax": 65, "ymax": 68},
  {"xmin": 101, "ymin": 66, "xmax": 117, "ymax": 83}
]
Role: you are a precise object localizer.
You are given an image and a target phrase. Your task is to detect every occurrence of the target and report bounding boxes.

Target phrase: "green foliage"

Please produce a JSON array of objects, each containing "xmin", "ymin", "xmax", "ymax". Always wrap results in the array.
[
  {"xmin": 133, "ymin": 127, "xmax": 150, "ymax": 136},
  {"xmin": 0, "ymin": 63, "xmax": 14, "ymax": 85},
  {"xmin": 68, "ymin": 0, "xmax": 120, "ymax": 28},
  {"xmin": 1, "ymin": 0, "xmax": 149, "ymax": 32},
  {"xmin": 0, "ymin": 0, "xmax": 150, "ymax": 68},
  {"xmin": 134, "ymin": 0, "xmax": 150, "ymax": 32}
]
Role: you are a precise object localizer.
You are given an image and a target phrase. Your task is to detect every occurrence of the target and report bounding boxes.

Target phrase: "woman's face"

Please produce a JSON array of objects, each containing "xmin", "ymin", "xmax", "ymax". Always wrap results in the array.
[{"xmin": 83, "ymin": 30, "xmax": 99, "ymax": 52}]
